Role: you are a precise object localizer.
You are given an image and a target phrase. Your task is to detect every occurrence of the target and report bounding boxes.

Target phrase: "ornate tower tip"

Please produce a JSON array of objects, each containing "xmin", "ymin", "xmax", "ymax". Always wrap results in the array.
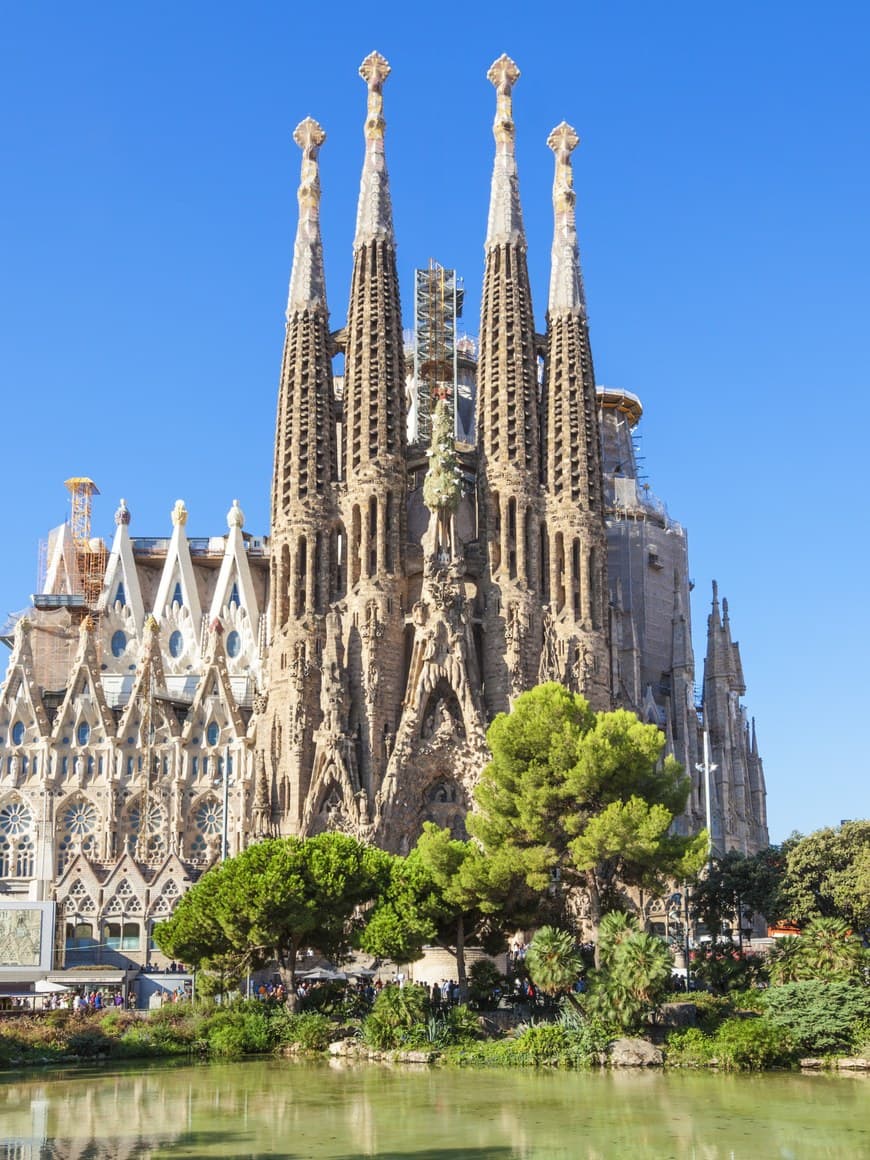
[
  {"xmin": 547, "ymin": 122, "xmax": 580, "ymax": 155},
  {"xmin": 293, "ymin": 117, "xmax": 326, "ymax": 153},
  {"xmin": 359, "ymin": 51, "xmax": 391, "ymax": 87},
  {"xmin": 487, "ymin": 54, "xmax": 520, "ymax": 88}
]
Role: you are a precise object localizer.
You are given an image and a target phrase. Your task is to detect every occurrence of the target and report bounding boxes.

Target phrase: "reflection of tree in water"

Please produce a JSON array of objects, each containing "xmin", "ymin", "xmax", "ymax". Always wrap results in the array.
[{"xmin": 4, "ymin": 1059, "xmax": 866, "ymax": 1157}]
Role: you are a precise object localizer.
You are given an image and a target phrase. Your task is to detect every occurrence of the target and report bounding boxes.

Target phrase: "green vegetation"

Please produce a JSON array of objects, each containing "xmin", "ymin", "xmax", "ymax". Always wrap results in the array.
[
  {"xmin": 585, "ymin": 911, "xmax": 673, "ymax": 1033},
  {"xmin": 779, "ymin": 821, "xmax": 870, "ymax": 940},
  {"xmin": 154, "ymin": 832, "xmax": 391, "ymax": 1007},
  {"xmin": 525, "ymin": 926, "xmax": 582, "ymax": 998},
  {"xmin": 468, "ymin": 684, "xmax": 707, "ymax": 940},
  {"xmin": 9, "ymin": 688, "xmax": 868, "ymax": 1077}
]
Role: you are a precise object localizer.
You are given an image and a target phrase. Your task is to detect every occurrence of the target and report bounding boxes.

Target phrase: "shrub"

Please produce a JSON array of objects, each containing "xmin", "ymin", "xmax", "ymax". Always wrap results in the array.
[
  {"xmin": 665, "ymin": 1027, "xmax": 717, "ymax": 1067},
  {"xmin": 586, "ymin": 915, "xmax": 672, "ymax": 1033},
  {"xmin": 272, "ymin": 1011, "xmax": 333, "ymax": 1052},
  {"xmin": 761, "ymin": 981, "xmax": 870, "ymax": 1056},
  {"xmin": 713, "ymin": 1016, "xmax": 796, "ymax": 1070},
  {"xmin": 206, "ymin": 1008, "xmax": 273, "ymax": 1058},
  {"xmin": 360, "ymin": 985, "xmax": 430, "ymax": 1051},
  {"xmin": 468, "ymin": 960, "xmax": 505, "ymax": 1010},
  {"xmin": 691, "ymin": 945, "xmax": 767, "ymax": 994}
]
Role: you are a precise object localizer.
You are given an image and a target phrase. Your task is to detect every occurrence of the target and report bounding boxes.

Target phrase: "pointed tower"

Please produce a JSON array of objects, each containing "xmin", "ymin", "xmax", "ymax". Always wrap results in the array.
[
  {"xmin": 702, "ymin": 583, "xmax": 768, "ymax": 854},
  {"xmin": 538, "ymin": 122, "xmax": 610, "ymax": 710},
  {"xmin": 332, "ymin": 52, "xmax": 408, "ymax": 838},
  {"xmin": 477, "ymin": 55, "xmax": 543, "ymax": 714},
  {"xmin": 264, "ymin": 116, "xmax": 339, "ymax": 832}
]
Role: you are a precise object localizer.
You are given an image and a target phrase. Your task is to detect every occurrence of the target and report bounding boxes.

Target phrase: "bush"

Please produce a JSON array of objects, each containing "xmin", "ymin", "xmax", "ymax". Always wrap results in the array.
[
  {"xmin": 205, "ymin": 1007, "xmax": 273, "ymax": 1058},
  {"xmin": 691, "ymin": 945, "xmax": 767, "ymax": 994},
  {"xmin": 713, "ymin": 1017, "xmax": 796, "ymax": 1070},
  {"xmin": 468, "ymin": 960, "xmax": 505, "ymax": 1010},
  {"xmin": 761, "ymin": 981, "xmax": 870, "ymax": 1056},
  {"xmin": 360, "ymin": 985, "xmax": 430, "ymax": 1051},
  {"xmin": 665, "ymin": 1027, "xmax": 717, "ymax": 1067},
  {"xmin": 272, "ymin": 1011, "xmax": 333, "ymax": 1052}
]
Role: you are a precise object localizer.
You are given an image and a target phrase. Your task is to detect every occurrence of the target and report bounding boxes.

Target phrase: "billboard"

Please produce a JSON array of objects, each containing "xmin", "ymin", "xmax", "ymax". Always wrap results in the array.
[{"xmin": 0, "ymin": 901, "xmax": 56, "ymax": 972}]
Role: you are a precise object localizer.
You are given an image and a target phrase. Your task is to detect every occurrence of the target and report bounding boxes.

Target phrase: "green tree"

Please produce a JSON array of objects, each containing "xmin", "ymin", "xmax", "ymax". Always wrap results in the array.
[
  {"xmin": 525, "ymin": 926, "xmax": 582, "ymax": 998},
  {"xmin": 154, "ymin": 833, "xmax": 391, "ymax": 1008},
  {"xmin": 690, "ymin": 847, "xmax": 784, "ymax": 943},
  {"xmin": 767, "ymin": 917, "xmax": 865, "ymax": 985},
  {"xmin": 779, "ymin": 821, "xmax": 870, "ymax": 939},
  {"xmin": 361, "ymin": 823, "xmax": 525, "ymax": 998},
  {"xmin": 586, "ymin": 911, "xmax": 673, "ymax": 1032},
  {"xmin": 468, "ymin": 684, "xmax": 707, "ymax": 940}
]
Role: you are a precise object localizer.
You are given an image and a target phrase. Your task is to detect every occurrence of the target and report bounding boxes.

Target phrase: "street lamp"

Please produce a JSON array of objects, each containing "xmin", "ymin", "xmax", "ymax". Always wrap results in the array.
[{"xmin": 695, "ymin": 727, "xmax": 718, "ymax": 866}]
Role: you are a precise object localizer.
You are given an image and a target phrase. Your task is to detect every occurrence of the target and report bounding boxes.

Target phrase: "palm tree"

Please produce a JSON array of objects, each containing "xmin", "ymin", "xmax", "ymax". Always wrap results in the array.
[
  {"xmin": 525, "ymin": 926, "xmax": 582, "ymax": 997},
  {"xmin": 798, "ymin": 917, "xmax": 863, "ymax": 981}
]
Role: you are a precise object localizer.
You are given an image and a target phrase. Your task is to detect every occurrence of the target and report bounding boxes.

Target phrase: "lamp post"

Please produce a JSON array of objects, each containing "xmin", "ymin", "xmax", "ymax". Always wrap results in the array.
[{"xmin": 695, "ymin": 727, "xmax": 718, "ymax": 866}]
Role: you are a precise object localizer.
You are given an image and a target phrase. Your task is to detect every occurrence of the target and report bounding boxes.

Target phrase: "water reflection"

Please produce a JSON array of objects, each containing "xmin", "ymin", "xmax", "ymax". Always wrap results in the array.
[{"xmin": 0, "ymin": 1060, "xmax": 867, "ymax": 1159}]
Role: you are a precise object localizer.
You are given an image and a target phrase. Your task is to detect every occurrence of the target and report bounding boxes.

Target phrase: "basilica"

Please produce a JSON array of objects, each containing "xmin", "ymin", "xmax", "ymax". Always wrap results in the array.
[{"xmin": 0, "ymin": 53, "xmax": 767, "ymax": 980}]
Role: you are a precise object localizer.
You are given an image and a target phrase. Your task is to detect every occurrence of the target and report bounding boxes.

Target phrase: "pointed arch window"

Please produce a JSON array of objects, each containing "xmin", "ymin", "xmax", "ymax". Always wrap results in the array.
[
  {"xmin": 229, "ymin": 583, "xmax": 241, "ymax": 608},
  {"xmin": 168, "ymin": 630, "xmax": 184, "ymax": 658},
  {"xmin": 172, "ymin": 582, "xmax": 184, "ymax": 607},
  {"xmin": 11, "ymin": 722, "xmax": 24, "ymax": 746},
  {"xmin": 114, "ymin": 582, "xmax": 126, "ymax": 607}
]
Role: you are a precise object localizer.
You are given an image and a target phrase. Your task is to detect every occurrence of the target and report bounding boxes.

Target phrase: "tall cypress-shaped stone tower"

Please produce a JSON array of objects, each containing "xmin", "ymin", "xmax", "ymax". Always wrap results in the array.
[
  {"xmin": 538, "ymin": 123, "xmax": 610, "ymax": 709},
  {"xmin": 476, "ymin": 56, "xmax": 546, "ymax": 714},
  {"xmin": 262, "ymin": 116, "xmax": 339, "ymax": 831}
]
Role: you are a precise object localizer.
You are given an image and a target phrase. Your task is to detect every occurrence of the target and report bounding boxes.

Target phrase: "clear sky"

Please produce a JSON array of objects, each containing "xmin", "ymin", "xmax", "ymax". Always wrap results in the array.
[{"xmin": 1, "ymin": 2, "xmax": 867, "ymax": 843}]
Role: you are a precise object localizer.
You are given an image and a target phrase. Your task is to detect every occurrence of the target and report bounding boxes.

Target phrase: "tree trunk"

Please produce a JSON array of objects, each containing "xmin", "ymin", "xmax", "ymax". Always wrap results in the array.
[
  {"xmin": 455, "ymin": 916, "xmax": 467, "ymax": 1002},
  {"xmin": 280, "ymin": 946, "xmax": 300, "ymax": 1012},
  {"xmin": 587, "ymin": 872, "xmax": 603, "ymax": 967}
]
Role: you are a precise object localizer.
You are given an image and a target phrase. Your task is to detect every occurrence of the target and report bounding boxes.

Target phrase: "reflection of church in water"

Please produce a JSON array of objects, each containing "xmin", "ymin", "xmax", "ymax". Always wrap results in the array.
[{"xmin": 0, "ymin": 53, "xmax": 767, "ymax": 969}]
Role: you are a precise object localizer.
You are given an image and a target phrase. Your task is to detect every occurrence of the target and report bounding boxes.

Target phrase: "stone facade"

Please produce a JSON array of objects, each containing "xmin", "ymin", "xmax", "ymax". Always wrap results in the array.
[{"xmin": 0, "ymin": 53, "xmax": 767, "ymax": 972}]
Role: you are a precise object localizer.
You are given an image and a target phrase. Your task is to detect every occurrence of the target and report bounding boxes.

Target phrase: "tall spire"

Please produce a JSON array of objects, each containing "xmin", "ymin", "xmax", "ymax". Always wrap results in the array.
[
  {"xmin": 547, "ymin": 122, "xmax": 586, "ymax": 317},
  {"xmin": 477, "ymin": 53, "xmax": 539, "ymax": 478},
  {"xmin": 354, "ymin": 52, "xmax": 395, "ymax": 247},
  {"xmin": 543, "ymin": 121, "xmax": 601, "ymax": 509},
  {"xmin": 485, "ymin": 54, "xmax": 525, "ymax": 248},
  {"xmin": 287, "ymin": 117, "xmax": 328, "ymax": 315},
  {"xmin": 537, "ymin": 120, "xmax": 610, "ymax": 710},
  {"xmin": 270, "ymin": 116, "xmax": 338, "ymax": 627},
  {"xmin": 342, "ymin": 49, "xmax": 406, "ymax": 488}
]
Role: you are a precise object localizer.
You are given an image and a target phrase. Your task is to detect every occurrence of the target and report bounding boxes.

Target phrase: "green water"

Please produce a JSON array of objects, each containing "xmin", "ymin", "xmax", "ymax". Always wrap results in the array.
[{"xmin": 0, "ymin": 1059, "xmax": 868, "ymax": 1158}]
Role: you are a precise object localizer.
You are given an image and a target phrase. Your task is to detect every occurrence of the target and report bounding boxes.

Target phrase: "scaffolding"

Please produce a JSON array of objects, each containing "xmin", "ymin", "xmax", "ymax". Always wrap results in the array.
[
  {"xmin": 413, "ymin": 261, "xmax": 464, "ymax": 445},
  {"xmin": 64, "ymin": 477, "xmax": 107, "ymax": 609}
]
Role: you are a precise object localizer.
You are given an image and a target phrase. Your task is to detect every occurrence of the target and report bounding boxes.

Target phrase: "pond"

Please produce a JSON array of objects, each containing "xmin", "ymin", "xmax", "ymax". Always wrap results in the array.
[{"xmin": 0, "ymin": 1058, "xmax": 868, "ymax": 1158}]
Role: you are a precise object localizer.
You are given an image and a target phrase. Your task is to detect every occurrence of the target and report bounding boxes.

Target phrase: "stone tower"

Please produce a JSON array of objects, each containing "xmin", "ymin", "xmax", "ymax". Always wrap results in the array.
[
  {"xmin": 538, "ymin": 122, "xmax": 610, "ymax": 710},
  {"xmin": 262, "ymin": 116, "xmax": 339, "ymax": 832},
  {"xmin": 476, "ymin": 56, "xmax": 546, "ymax": 714}
]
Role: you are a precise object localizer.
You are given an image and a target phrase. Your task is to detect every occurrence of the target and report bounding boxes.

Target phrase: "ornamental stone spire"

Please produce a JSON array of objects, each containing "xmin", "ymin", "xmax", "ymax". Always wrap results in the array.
[
  {"xmin": 270, "ymin": 117, "xmax": 338, "ymax": 621},
  {"xmin": 354, "ymin": 51, "xmax": 395, "ymax": 248},
  {"xmin": 485, "ymin": 54, "xmax": 525, "ymax": 248},
  {"xmin": 342, "ymin": 50, "xmax": 406, "ymax": 487},
  {"xmin": 477, "ymin": 54, "xmax": 539, "ymax": 479},
  {"xmin": 539, "ymin": 121, "xmax": 610, "ymax": 710},
  {"xmin": 547, "ymin": 122, "xmax": 587, "ymax": 317},
  {"xmin": 476, "ymin": 55, "xmax": 543, "ymax": 714},
  {"xmin": 287, "ymin": 117, "xmax": 328, "ymax": 315}
]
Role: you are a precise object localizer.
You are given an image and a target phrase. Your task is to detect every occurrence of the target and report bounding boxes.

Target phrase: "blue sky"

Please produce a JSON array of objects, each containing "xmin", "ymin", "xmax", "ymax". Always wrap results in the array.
[{"xmin": 1, "ymin": 2, "xmax": 867, "ymax": 842}]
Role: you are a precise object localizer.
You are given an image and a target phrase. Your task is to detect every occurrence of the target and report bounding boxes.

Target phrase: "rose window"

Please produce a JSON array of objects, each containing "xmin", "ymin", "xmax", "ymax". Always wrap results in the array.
[
  {"xmin": 0, "ymin": 801, "xmax": 34, "ymax": 837},
  {"xmin": 63, "ymin": 801, "xmax": 97, "ymax": 836},
  {"xmin": 195, "ymin": 798, "xmax": 223, "ymax": 836}
]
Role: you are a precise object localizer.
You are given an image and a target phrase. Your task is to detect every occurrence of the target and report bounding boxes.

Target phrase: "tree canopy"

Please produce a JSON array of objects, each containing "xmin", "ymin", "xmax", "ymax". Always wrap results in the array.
[
  {"xmin": 690, "ymin": 847, "xmax": 785, "ymax": 940},
  {"xmin": 467, "ymin": 683, "xmax": 707, "ymax": 932},
  {"xmin": 778, "ymin": 821, "xmax": 870, "ymax": 939},
  {"xmin": 154, "ymin": 832, "xmax": 391, "ymax": 1005},
  {"xmin": 361, "ymin": 822, "xmax": 527, "ymax": 995}
]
